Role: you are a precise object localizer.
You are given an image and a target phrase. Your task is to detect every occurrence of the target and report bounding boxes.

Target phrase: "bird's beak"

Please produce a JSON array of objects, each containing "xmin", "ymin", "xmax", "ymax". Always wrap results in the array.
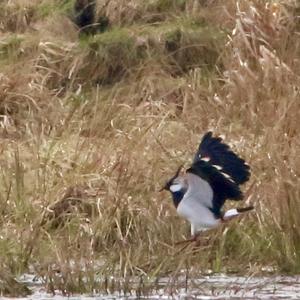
[{"xmin": 159, "ymin": 184, "xmax": 168, "ymax": 192}]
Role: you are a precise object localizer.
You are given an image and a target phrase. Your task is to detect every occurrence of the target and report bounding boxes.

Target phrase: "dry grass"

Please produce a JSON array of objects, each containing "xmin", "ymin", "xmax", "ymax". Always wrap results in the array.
[{"xmin": 0, "ymin": 0, "xmax": 299, "ymax": 296}]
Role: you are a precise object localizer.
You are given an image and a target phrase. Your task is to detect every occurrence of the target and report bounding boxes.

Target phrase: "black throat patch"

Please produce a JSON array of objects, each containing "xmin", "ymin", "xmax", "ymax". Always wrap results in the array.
[{"xmin": 171, "ymin": 189, "xmax": 187, "ymax": 208}]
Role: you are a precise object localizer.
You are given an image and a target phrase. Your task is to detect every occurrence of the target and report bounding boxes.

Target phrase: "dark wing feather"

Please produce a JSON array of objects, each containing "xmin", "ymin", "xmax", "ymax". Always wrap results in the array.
[
  {"xmin": 188, "ymin": 132, "xmax": 250, "ymax": 217},
  {"xmin": 187, "ymin": 160, "xmax": 243, "ymax": 217},
  {"xmin": 193, "ymin": 132, "xmax": 250, "ymax": 185}
]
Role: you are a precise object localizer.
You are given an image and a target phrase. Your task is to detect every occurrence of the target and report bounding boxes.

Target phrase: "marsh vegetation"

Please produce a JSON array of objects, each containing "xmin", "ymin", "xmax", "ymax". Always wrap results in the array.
[{"xmin": 0, "ymin": 0, "xmax": 299, "ymax": 296}]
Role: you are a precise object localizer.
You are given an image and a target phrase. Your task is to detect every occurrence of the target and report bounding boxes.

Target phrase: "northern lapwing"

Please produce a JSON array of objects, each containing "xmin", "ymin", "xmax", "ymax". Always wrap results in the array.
[{"xmin": 161, "ymin": 132, "xmax": 253, "ymax": 241}]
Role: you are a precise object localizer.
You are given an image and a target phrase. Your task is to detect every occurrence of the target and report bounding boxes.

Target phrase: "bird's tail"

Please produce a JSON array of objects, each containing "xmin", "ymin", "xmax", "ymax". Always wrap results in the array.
[
  {"xmin": 223, "ymin": 206, "xmax": 254, "ymax": 220},
  {"xmin": 236, "ymin": 206, "xmax": 254, "ymax": 213}
]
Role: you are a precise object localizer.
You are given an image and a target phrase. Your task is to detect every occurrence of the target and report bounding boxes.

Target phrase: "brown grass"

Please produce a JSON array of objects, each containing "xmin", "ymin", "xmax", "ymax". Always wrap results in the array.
[{"xmin": 0, "ymin": 0, "xmax": 299, "ymax": 296}]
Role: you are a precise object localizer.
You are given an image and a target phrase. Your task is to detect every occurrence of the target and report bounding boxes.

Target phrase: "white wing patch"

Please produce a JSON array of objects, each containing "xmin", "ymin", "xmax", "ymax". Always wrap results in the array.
[
  {"xmin": 200, "ymin": 157, "xmax": 210, "ymax": 162},
  {"xmin": 220, "ymin": 172, "xmax": 235, "ymax": 182},
  {"xmin": 212, "ymin": 164, "xmax": 222, "ymax": 170}
]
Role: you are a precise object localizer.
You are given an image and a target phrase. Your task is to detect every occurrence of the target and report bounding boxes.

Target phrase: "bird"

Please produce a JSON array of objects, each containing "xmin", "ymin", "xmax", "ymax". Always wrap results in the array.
[{"xmin": 161, "ymin": 132, "xmax": 253, "ymax": 241}]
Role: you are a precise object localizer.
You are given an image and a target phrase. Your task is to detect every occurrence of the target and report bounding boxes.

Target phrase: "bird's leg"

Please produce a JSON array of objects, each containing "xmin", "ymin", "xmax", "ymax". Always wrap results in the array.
[
  {"xmin": 193, "ymin": 235, "xmax": 202, "ymax": 247},
  {"xmin": 175, "ymin": 232, "xmax": 201, "ymax": 245},
  {"xmin": 174, "ymin": 233, "xmax": 201, "ymax": 254}
]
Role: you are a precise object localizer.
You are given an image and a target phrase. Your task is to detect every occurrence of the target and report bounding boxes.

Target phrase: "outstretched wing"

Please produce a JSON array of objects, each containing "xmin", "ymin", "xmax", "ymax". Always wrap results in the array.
[
  {"xmin": 193, "ymin": 132, "xmax": 250, "ymax": 185},
  {"xmin": 187, "ymin": 132, "xmax": 250, "ymax": 217}
]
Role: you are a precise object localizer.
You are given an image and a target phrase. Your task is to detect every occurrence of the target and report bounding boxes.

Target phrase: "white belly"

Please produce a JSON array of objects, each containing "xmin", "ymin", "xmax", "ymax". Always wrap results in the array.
[{"xmin": 177, "ymin": 199, "xmax": 220, "ymax": 235}]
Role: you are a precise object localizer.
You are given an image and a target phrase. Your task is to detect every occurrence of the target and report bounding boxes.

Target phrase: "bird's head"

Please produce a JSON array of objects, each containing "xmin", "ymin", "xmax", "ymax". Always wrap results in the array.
[
  {"xmin": 161, "ymin": 165, "xmax": 187, "ymax": 207},
  {"xmin": 161, "ymin": 165, "xmax": 188, "ymax": 201}
]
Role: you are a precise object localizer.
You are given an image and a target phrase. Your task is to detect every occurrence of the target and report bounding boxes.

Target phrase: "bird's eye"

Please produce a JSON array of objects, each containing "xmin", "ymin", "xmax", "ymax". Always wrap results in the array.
[{"xmin": 170, "ymin": 183, "xmax": 183, "ymax": 192}]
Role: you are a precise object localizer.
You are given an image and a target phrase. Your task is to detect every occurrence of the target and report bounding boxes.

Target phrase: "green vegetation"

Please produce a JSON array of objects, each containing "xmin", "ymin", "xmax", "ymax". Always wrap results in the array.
[
  {"xmin": 0, "ymin": 0, "xmax": 299, "ymax": 296},
  {"xmin": 0, "ymin": 35, "xmax": 23, "ymax": 62},
  {"xmin": 37, "ymin": 1, "xmax": 73, "ymax": 19}
]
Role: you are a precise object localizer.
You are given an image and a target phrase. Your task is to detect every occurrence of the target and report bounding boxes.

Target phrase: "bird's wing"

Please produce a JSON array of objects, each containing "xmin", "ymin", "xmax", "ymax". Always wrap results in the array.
[
  {"xmin": 187, "ymin": 132, "xmax": 250, "ymax": 217},
  {"xmin": 192, "ymin": 132, "xmax": 250, "ymax": 185},
  {"xmin": 186, "ymin": 160, "xmax": 243, "ymax": 217}
]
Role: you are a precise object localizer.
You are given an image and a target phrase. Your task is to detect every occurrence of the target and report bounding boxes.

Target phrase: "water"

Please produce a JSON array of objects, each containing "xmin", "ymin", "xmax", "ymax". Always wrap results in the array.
[{"xmin": 3, "ymin": 274, "xmax": 300, "ymax": 300}]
